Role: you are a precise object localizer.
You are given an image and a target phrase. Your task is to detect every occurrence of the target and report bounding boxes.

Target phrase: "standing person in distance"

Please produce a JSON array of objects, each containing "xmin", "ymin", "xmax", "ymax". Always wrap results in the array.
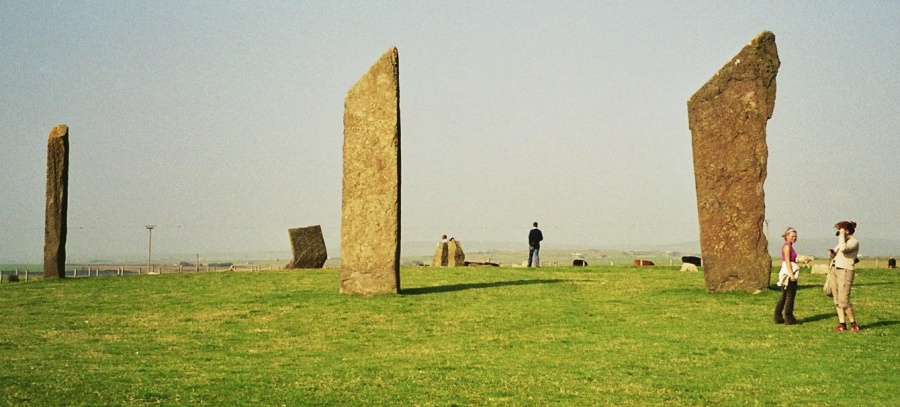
[
  {"xmin": 528, "ymin": 222, "xmax": 543, "ymax": 268},
  {"xmin": 774, "ymin": 227, "xmax": 801, "ymax": 325},
  {"xmin": 830, "ymin": 221, "xmax": 860, "ymax": 332}
]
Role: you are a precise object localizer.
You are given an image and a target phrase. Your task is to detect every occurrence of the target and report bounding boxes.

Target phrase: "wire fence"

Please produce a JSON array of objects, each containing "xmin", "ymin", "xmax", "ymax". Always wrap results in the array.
[{"xmin": 0, "ymin": 263, "xmax": 285, "ymax": 283}]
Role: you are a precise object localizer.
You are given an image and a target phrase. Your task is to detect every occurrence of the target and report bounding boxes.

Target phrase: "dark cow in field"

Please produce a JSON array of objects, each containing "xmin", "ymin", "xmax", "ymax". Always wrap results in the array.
[
  {"xmin": 633, "ymin": 259, "xmax": 655, "ymax": 266},
  {"xmin": 890, "ymin": 258, "xmax": 897, "ymax": 269},
  {"xmin": 681, "ymin": 256, "xmax": 702, "ymax": 267},
  {"xmin": 573, "ymin": 259, "xmax": 588, "ymax": 266}
]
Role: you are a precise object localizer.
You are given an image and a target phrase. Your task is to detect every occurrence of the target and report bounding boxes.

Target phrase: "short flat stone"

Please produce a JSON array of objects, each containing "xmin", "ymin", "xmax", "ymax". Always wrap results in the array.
[{"xmin": 285, "ymin": 225, "xmax": 327, "ymax": 269}]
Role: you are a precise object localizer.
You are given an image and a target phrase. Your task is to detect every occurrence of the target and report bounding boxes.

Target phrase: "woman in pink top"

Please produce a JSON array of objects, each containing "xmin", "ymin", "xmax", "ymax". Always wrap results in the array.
[{"xmin": 773, "ymin": 227, "xmax": 800, "ymax": 325}]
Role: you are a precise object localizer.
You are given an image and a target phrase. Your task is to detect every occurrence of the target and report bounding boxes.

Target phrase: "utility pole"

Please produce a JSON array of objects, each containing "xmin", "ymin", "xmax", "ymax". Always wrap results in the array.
[{"xmin": 146, "ymin": 225, "xmax": 156, "ymax": 273}]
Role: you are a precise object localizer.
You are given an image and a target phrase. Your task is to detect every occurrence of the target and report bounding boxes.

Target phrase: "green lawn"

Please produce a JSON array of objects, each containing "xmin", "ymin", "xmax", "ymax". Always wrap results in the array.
[{"xmin": 2, "ymin": 266, "xmax": 898, "ymax": 406}]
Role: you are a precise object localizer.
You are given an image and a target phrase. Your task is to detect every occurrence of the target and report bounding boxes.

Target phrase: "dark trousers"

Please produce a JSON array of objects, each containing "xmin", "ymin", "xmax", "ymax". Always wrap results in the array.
[
  {"xmin": 774, "ymin": 280, "xmax": 799, "ymax": 324},
  {"xmin": 528, "ymin": 245, "xmax": 540, "ymax": 267}
]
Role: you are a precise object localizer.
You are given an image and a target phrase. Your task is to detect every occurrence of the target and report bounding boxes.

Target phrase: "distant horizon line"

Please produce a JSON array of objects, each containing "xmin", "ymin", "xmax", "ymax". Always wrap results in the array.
[{"xmin": 4, "ymin": 236, "xmax": 898, "ymax": 264}]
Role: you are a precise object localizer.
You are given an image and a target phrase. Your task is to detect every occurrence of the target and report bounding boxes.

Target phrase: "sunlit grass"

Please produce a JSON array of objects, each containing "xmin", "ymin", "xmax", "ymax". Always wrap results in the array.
[{"xmin": 2, "ymin": 266, "xmax": 898, "ymax": 405}]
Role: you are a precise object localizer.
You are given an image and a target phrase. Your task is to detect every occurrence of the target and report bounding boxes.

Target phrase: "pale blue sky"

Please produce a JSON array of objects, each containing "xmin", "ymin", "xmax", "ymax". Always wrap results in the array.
[{"xmin": 1, "ymin": 1, "xmax": 898, "ymax": 262}]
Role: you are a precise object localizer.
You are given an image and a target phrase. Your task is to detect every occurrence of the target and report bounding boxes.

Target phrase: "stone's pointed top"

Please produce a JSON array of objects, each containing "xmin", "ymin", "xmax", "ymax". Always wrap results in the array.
[
  {"xmin": 378, "ymin": 46, "xmax": 398, "ymax": 69},
  {"xmin": 49, "ymin": 124, "xmax": 68, "ymax": 140},
  {"xmin": 688, "ymin": 31, "xmax": 779, "ymax": 106},
  {"xmin": 346, "ymin": 46, "xmax": 400, "ymax": 108},
  {"xmin": 753, "ymin": 30, "xmax": 775, "ymax": 42}
]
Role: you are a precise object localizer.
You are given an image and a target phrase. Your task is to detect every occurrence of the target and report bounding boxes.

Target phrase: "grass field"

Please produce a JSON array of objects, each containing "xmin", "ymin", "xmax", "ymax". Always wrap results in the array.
[{"xmin": 2, "ymin": 265, "xmax": 898, "ymax": 406}]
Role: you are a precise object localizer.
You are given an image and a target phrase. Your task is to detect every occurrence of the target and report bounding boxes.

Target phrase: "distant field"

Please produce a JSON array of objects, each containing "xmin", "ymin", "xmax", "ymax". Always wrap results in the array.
[
  {"xmin": 2, "ymin": 265, "xmax": 898, "ymax": 405},
  {"xmin": 3, "ymin": 247, "xmax": 896, "ymax": 281}
]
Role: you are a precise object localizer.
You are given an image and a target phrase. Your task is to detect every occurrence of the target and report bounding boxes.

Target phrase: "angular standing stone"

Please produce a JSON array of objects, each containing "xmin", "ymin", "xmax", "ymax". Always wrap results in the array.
[
  {"xmin": 340, "ymin": 47, "xmax": 401, "ymax": 295},
  {"xmin": 44, "ymin": 124, "xmax": 69, "ymax": 279},
  {"xmin": 285, "ymin": 225, "xmax": 328, "ymax": 269},
  {"xmin": 688, "ymin": 31, "xmax": 779, "ymax": 292},
  {"xmin": 432, "ymin": 242, "xmax": 448, "ymax": 267},
  {"xmin": 447, "ymin": 240, "xmax": 465, "ymax": 267}
]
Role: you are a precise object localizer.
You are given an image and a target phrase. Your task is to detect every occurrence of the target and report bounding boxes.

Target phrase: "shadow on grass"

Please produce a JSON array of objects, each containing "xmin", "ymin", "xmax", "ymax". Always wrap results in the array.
[
  {"xmin": 861, "ymin": 320, "xmax": 900, "ymax": 329},
  {"xmin": 799, "ymin": 313, "xmax": 834, "ymax": 324},
  {"xmin": 401, "ymin": 279, "xmax": 571, "ymax": 295}
]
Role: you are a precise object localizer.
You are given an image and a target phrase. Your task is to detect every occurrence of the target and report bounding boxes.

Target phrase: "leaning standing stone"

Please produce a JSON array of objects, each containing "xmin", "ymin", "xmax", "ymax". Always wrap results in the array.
[
  {"xmin": 285, "ymin": 225, "xmax": 328, "ymax": 269},
  {"xmin": 340, "ymin": 47, "xmax": 401, "ymax": 295},
  {"xmin": 687, "ymin": 31, "xmax": 779, "ymax": 292},
  {"xmin": 44, "ymin": 124, "xmax": 69, "ymax": 279}
]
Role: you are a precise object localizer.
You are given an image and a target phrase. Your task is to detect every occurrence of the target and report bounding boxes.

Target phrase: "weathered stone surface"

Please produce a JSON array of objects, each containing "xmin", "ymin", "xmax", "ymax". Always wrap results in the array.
[
  {"xmin": 285, "ymin": 225, "xmax": 328, "ymax": 269},
  {"xmin": 432, "ymin": 242, "xmax": 448, "ymax": 267},
  {"xmin": 340, "ymin": 47, "xmax": 401, "ymax": 295},
  {"xmin": 44, "ymin": 124, "xmax": 69, "ymax": 279},
  {"xmin": 447, "ymin": 240, "xmax": 465, "ymax": 267},
  {"xmin": 688, "ymin": 31, "xmax": 779, "ymax": 292}
]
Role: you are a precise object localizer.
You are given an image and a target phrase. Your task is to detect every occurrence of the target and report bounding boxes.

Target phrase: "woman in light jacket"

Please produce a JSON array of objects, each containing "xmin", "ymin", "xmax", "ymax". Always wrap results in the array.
[
  {"xmin": 774, "ymin": 227, "xmax": 800, "ymax": 325},
  {"xmin": 829, "ymin": 221, "xmax": 860, "ymax": 332}
]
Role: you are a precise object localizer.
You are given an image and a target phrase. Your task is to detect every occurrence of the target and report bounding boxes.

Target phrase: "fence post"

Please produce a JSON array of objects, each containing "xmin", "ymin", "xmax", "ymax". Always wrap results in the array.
[{"xmin": 25, "ymin": 270, "xmax": 29, "ymax": 282}]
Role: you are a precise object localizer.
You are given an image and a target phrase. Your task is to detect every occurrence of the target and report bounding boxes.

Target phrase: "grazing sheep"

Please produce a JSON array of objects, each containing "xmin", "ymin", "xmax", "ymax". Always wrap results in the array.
[
  {"xmin": 680, "ymin": 263, "xmax": 698, "ymax": 272},
  {"xmin": 810, "ymin": 264, "xmax": 830, "ymax": 275},
  {"xmin": 796, "ymin": 255, "xmax": 815, "ymax": 268}
]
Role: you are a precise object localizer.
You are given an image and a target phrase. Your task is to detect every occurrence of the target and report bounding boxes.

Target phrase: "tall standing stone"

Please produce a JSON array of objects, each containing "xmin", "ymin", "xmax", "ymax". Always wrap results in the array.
[
  {"xmin": 340, "ymin": 47, "xmax": 401, "ymax": 295},
  {"xmin": 44, "ymin": 124, "xmax": 69, "ymax": 279},
  {"xmin": 687, "ymin": 31, "xmax": 779, "ymax": 292},
  {"xmin": 285, "ymin": 225, "xmax": 328, "ymax": 269}
]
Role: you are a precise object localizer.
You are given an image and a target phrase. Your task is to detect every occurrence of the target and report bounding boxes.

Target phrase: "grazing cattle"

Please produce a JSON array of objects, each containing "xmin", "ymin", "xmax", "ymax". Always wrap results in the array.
[
  {"xmin": 888, "ymin": 258, "xmax": 896, "ymax": 269},
  {"xmin": 681, "ymin": 256, "xmax": 702, "ymax": 267},
  {"xmin": 573, "ymin": 259, "xmax": 588, "ymax": 266},
  {"xmin": 796, "ymin": 255, "xmax": 815, "ymax": 268},
  {"xmin": 633, "ymin": 259, "xmax": 655, "ymax": 266},
  {"xmin": 680, "ymin": 263, "xmax": 698, "ymax": 272}
]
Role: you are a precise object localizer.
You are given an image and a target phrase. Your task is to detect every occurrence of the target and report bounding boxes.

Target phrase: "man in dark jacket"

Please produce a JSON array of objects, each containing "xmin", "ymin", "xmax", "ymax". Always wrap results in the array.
[{"xmin": 528, "ymin": 222, "xmax": 543, "ymax": 268}]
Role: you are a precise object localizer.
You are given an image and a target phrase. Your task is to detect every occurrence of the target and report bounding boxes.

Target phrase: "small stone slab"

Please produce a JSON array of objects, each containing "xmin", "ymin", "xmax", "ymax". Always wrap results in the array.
[
  {"xmin": 432, "ymin": 242, "xmax": 448, "ymax": 267},
  {"xmin": 447, "ymin": 240, "xmax": 465, "ymax": 267},
  {"xmin": 285, "ymin": 225, "xmax": 328, "ymax": 269}
]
